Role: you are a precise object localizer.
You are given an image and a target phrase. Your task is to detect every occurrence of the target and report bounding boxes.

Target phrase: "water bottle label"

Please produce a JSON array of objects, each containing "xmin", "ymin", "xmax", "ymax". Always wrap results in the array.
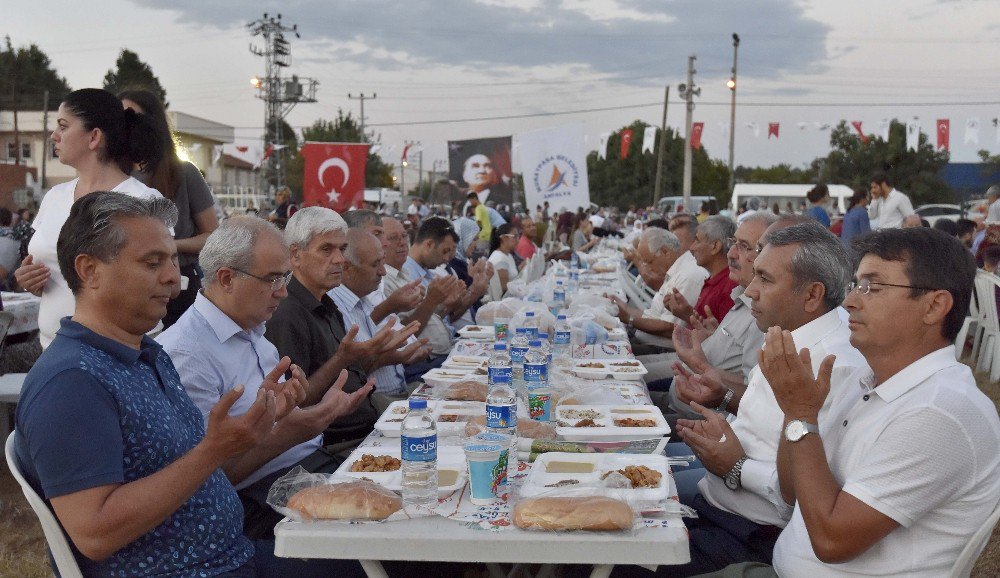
[
  {"xmin": 488, "ymin": 365, "xmax": 512, "ymax": 384},
  {"xmin": 528, "ymin": 391, "xmax": 552, "ymax": 421},
  {"xmin": 511, "ymin": 346, "xmax": 528, "ymax": 364},
  {"xmin": 554, "ymin": 331, "xmax": 571, "ymax": 345},
  {"xmin": 523, "ymin": 362, "xmax": 548, "ymax": 383},
  {"xmin": 486, "ymin": 404, "xmax": 517, "ymax": 430},
  {"xmin": 494, "ymin": 321, "xmax": 509, "ymax": 342},
  {"xmin": 401, "ymin": 434, "xmax": 437, "ymax": 462},
  {"xmin": 526, "ymin": 328, "xmax": 538, "ymax": 341},
  {"xmin": 554, "ymin": 290, "xmax": 565, "ymax": 301}
]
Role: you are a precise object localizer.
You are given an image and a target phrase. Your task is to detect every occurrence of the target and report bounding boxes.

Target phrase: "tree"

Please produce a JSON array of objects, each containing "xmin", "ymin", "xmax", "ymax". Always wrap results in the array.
[
  {"xmin": 820, "ymin": 120, "xmax": 951, "ymax": 205},
  {"xmin": 285, "ymin": 110, "xmax": 395, "ymax": 198},
  {"xmin": 102, "ymin": 49, "xmax": 168, "ymax": 106},
  {"xmin": 586, "ymin": 120, "xmax": 730, "ymax": 209},
  {"xmin": 734, "ymin": 163, "xmax": 815, "ymax": 185},
  {"xmin": 0, "ymin": 37, "xmax": 71, "ymax": 111}
]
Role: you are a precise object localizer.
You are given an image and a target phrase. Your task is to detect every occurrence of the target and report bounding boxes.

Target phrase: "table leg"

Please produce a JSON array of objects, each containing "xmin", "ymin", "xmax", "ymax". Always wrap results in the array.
[
  {"xmin": 359, "ymin": 559, "xmax": 389, "ymax": 578},
  {"xmin": 589, "ymin": 564, "xmax": 615, "ymax": 578}
]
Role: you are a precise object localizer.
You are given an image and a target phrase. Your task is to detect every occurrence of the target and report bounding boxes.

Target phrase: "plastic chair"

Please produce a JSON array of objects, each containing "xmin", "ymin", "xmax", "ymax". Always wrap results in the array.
[
  {"xmin": 486, "ymin": 272, "xmax": 504, "ymax": 302},
  {"xmin": 948, "ymin": 498, "xmax": 1000, "ymax": 578},
  {"xmin": 974, "ymin": 273, "xmax": 1000, "ymax": 381},
  {"xmin": 5, "ymin": 431, "xmax": 84, "ymax": 578}
]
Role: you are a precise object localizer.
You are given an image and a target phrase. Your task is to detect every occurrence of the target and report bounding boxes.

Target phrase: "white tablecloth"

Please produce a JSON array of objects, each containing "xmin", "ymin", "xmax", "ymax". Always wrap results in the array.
[{"xmin": 2, "ymin": 292, "xmax": 40, "ymax": 335}]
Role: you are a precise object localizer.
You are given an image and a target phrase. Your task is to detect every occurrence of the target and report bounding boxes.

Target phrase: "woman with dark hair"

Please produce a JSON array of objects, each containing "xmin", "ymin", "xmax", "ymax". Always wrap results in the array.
[
  {"xmin": 841, "ymin": 187, "xmax": 871, "ymax": 245},
  {"xmin": 488, "ymin": 223, "xmax": 520, "ymax": 294},
  {"xmin": 14, "ymin": 88, "xmax": 165, "ymax": 348},
  {"xmin": 572, "ymin": 215, "xmax": 599, "ymax": 253},
  {"xmin": 806, "ymin": 183, "xmax": 832, "ymax": 227},
  {"xmin": 120, "ymin": 89, "xmax": 219, "ymax": 328}
]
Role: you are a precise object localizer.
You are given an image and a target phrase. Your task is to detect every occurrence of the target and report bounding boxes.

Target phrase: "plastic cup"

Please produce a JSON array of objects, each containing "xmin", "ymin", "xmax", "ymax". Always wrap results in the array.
[
  {"xmin": 526, "ymin": 386, "xmax": 553, "ymax": 422},
  {"xmin": 464, "ymin": 442, "xmax": 506, "ymax": 505},
  {"xmin": 494, "ymin": 316, "xmax": 511, "ymax": 343}
]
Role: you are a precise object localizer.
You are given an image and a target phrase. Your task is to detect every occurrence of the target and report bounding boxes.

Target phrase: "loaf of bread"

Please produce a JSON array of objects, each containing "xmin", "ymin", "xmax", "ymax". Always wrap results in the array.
[
  {"xmin": 513, "ymin": 496, "xmax": 634, "ymax": 531},
  {"xmin": 443, "ymin": 380, "xmax": 488, "ymax": 402},
  {"xmin": 464, "ymin": 415, "xmax": 558, "ymax": 439},
  {"xmin": 286, "ymin": 481, "xmax": 402, "ymax": 520}
]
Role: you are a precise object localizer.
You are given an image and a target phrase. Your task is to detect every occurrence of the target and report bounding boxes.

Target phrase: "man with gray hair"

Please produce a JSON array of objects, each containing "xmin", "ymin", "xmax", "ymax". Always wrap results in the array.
[
  {"xmin": 632, "ymin": 221, "xmax": 867, "ymax": 577},
  {"xmin": 610, "ymin": 226, "xmax": 709, "ymax": 345}
]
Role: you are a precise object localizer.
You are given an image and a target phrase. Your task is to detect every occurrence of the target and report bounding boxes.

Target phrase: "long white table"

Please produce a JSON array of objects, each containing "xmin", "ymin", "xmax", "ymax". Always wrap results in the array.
[{"xmin": 2, "ymin": 291, "xmax": 40, "ymax": 335}]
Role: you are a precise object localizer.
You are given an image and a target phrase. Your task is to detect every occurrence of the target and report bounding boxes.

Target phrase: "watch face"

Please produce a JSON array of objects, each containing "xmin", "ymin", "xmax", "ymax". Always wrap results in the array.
[
  {"xmin": 785, "ymin": 421, "xmax": 807, "ymax": 441},
  {"xmin": 724, "ymin": 475, "xmax": 739, "ymax": 491}
]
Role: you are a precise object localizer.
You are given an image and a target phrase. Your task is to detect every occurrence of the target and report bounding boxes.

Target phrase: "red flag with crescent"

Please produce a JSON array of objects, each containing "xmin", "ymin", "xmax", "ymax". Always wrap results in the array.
[
  {"xmin": 620, "ymin": 129, "xmax": 634, "ymax": 159},
  {"xmin": 690, "ymin": 122, "xmax": 705, "ymax": 149},
  {"xmin": 851, "ymin": 121, "xmax": 869, "ymax": 144},
  {"xmin": 300, "ymin": 142, "xmax": 369, "ymax": 212},
  {"xmin": 767, "ymin": 122, "xmax": 780, "ymax": 139},
  {"xmin": 937, "ymin": 119, "xmax": 950, "ymax": 151}
]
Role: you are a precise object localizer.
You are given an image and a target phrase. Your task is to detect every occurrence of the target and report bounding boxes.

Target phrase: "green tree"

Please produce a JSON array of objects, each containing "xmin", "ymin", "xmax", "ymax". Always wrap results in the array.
[
  {"xmin": 102, "ymin": 49, "xmax": 168, "ymax": 106},
  {"xmin": 285, "ymin": 110, "xmax": 395, "ymax": 197},
  {"xmin": 820, "ymin": 120, "xmax": 951, "ymax": 205},
  {"xmin": 734, "ymin": 163, "xmax": 815, "ymax": 185},
  {"xmin": 586, "ymin": 120, "xmax": 730, "ymax": 209},
  {"xmin": 0, "ymin": 37, "xmax": 71, "ymax": 110}
]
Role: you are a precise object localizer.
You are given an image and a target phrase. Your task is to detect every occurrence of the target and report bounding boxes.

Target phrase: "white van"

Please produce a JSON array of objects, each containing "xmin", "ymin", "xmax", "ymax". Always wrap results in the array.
[
  {"xmin": 656, "ymin": 195, "xmax": 714, "ymax": 216},
  {"xmin": 730, "ymin": 184, "xmax": 855, "ymax": 215}
]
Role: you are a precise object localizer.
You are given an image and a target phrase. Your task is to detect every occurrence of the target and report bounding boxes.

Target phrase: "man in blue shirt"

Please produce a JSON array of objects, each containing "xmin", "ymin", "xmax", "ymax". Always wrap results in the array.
[{"xmin": 14, "ymin": 192, "xmax": 269, "ymax": 576}]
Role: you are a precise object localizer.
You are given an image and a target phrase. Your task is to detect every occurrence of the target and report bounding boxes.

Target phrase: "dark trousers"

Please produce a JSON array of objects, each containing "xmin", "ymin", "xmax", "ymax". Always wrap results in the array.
[
  {"xmin": 404, "ymin": 354, "xmax": 447, "ymax": 383},
  {"xmin": 237, "ymin": 447, "xmax": 344, "ymax": 540},
  {"xmin": 612, "ymin": 494, "xmax": 780, "ymax": 577}
]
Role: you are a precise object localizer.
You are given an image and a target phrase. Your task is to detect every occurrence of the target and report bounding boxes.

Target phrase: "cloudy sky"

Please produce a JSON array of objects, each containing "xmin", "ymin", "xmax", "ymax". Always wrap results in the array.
[{"xmin": 7, "ymin": 0, "xmax": 1000, "ymax": 184}]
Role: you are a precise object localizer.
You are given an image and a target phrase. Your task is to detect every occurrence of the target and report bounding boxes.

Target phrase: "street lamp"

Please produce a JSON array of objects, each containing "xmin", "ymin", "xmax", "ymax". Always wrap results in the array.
[{"xmin": 727, "ymin": 33, "xmax": 740, "ymax": 198}]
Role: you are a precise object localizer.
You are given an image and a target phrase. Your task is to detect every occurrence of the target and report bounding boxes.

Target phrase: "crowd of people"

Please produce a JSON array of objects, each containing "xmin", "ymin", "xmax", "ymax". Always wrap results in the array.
[{"xmin": 3, "ymin": 85, "xmax": 1000, "ymax": 578}]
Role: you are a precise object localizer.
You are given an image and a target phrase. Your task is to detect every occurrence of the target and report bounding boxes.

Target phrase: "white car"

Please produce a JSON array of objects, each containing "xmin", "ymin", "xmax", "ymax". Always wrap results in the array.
[{"xmin": 914, "ymin": 204, "xmax": 963, "ymax": 227}]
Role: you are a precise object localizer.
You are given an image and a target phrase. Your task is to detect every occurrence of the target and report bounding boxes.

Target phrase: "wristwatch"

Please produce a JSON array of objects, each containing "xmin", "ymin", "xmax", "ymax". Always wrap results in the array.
[
  {"xmin": 784, "ymin": 420, "xmax": 819, "ymax": 442},
  {"xmin": 724, "ymin": 456, "xmax": 747, "ymax": 491},
  {"xmin": 716, "ymin": 388, "xmax": 734, "ymax": 413}
]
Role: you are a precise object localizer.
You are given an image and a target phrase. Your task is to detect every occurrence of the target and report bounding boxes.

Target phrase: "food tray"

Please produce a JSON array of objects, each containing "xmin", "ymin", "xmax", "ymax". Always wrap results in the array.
[
  {"xmin": 442, "ymin": 355, "xmax": 490, "ymax": 371},
  {"xmin": 338, "ymin": 445, "xmax": 467, "ymax": 497},
  {"xmin": 421, "ymin": 368, "xmax": 487, "ymax": 387},
  {"xmin": 375, "ymin": 400, "xmax": 487, "ymax": 437},
  {"xmin": 520, "ymin": 452, "xmax": 672, "ymax": 510},
  {"xmin": 456, "ymin": 325, "xmax": 495, "ymax": 340},
  {"xmin": 571, "ymin": 359, "xmax": 648, "ymax": 381},
  {"xmin": 554, "ymin": 405, "xmax": 669, "ymax": 441},
  {"xmin": 555, "ymin": 382, "xmax": 651, "ymax": 406}
]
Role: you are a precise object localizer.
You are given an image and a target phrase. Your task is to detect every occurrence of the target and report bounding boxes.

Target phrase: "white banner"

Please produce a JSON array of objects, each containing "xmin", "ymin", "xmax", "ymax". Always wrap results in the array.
[
  {"xmin": 598, "ymin": 132, "xmax": 610, "ymax": 160},
  {"xmin": 517, "ymin": 123, "xmax": 591, "ymax": 213},
  {"xmin": 965, "ymin": 118, "xmax": 980, "ymax": 144},
  {"xmin": 642, "ymin": 126, "xmax": 657, "ymax": 154},
  {"xmin": 906, "ymin": 119, "xmax": 921, "ymax": 151},
  {"xmin": 878, "ymin": 119, "xmax": 890, "ymax": 141}
]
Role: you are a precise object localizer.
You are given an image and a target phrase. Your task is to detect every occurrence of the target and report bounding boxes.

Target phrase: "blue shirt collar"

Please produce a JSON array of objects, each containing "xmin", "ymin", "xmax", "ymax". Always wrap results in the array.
[
  {"xmin": 330, "ymin": 284, "xmax": 365, "ymax": 312},
  {"xmin": 403, "ymin": 255, "xmax": 432, "ymax": 282},
  {"xmin": 55, "ymin": 317, "xmax": 163, "ymax": 365},
  {"xmin": 192, "ymin": 291, "xmax": 265, "ymax": 344}
]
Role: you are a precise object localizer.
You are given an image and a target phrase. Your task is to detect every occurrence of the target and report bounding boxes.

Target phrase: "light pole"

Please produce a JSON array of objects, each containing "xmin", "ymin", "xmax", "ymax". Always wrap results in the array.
[
  {"xmin": 678, "ymin": 55, "xmax": 700, "ymax": 214},
  {"xmin": 727, "ymin": 33, "xmax": 740, "ymax": 198}
]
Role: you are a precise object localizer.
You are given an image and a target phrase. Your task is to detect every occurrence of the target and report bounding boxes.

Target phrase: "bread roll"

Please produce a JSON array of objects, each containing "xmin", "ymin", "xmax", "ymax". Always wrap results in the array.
[
  {"xmin": 513, "ymin": 496, "xmax": 633, "ymax": 531},
  {"xmin": 464, "ymin": 415, "xmax": 558, "ymax": 439},
  {"xmin": 444, "ymin": 380, "xmax": 487, "ymax": 402},
  {"xmin": 287, "ymin": 481, "xmax": 402, "ymax": 520}
]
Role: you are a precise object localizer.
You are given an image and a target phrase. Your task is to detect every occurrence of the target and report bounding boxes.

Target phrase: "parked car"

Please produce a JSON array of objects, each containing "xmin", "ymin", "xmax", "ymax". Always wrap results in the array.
[{"xmin": 914, "ymin": 204, "xmax": 963, "ymax": 227}]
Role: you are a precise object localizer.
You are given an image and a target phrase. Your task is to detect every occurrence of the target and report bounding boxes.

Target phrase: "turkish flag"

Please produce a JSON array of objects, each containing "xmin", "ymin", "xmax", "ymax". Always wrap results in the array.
[
  {"xmin": 300, "ymin": 142, "xmax": 369, "ymax": 212},
  {"xmin": 768, "ymin": 122, "xmax": 780, "ymax": 139},
  {"xmin": 851, "ymin": 121, "xmax": 869, "ymax": 144},
  {"xmin": 937, "ymin": 119, "xmax": 950, "ymax": 151},
  {"xmin": 620, "ymin": 129, "xmax": 633, "ymax": 159},
  {"xmin": 690, "ymin": 122, "xmax": 705, "ymax": 149}
]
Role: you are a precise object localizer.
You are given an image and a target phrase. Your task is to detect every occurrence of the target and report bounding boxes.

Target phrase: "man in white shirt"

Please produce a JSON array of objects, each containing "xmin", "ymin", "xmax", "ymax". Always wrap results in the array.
[
  {"xmin": 757, "ymin": 227, "xmax": 1000, "ymax": 577},
  {"xmin": 628, "ymin": 221, "xmax": 867, "ymax": 577},
  {"xmin": 867, "ymin": 171, "xmax": 915, "ymax": 229},
  {"xmin": 589, "ymin": 208, "xmax": 606, "ymax": 229}
]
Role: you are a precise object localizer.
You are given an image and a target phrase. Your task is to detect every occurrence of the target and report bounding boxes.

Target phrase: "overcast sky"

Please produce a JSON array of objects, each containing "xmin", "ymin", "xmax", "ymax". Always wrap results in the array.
[{"xmin": 7, "ymin": 0, "xmax": 1000, "ymax": 183}]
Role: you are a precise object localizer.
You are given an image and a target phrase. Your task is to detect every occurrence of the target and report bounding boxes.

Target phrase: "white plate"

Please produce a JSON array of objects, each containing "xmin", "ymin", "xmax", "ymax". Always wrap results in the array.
[
  {"xmin": 375, "ymin": 400, "xmax": 487, "ymax": 437},
  {"xmin": 422, "ymin": 368, "xmax": 485, "ymax": 387},
  {"xmin": 457, "ymin": 326, "xmax": 495, "ymax": 340},
  {"xmin": 571, "ymin": 359, "xmax": 648, "ymax": 381},
  {"xmin": 442, "ymin": 355, "xmax": 490, "ymax": 370},
  {"xmin": 520, "ymin": 452, "xmax": 672, "ymax": 510},
  {"xmin": 338, "ymin": 445, "xmax": 467, "ymax": 497},
  {"xmin": 554, "ymin": 404, "xmax": 669, "ymax": 441}
]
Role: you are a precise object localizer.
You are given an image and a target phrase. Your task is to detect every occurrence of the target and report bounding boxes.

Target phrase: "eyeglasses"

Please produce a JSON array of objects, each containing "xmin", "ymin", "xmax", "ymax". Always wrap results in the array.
[
  {"xmin": 726, "ymin": 237, "xmax": 758, "ymax": 255},
  {"xmin": 847, "ymin": 278, "xmax": 936, "ymax": 295},
  {"xmin": 231, "ymin": 267, "xmax": 293, "ymax": 292}
]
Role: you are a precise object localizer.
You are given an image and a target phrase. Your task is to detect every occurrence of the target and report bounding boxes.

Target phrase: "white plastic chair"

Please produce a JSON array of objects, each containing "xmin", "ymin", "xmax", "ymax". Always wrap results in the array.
[
  {"xmin": 966, "ymin": 270, "xmax": 992, "ymax": 363},
  {"xmin": 948, "ymin": 498, "xmax": 1000, "ymax": 578},
  {"xmin": 5, "ymin": 431, "xmax": 84, "ymax": 578},
  {"xmin": 618, "ymin": 269, "xmax": 653, "ymax": 310},
  {"xmin": 974, "ymin": 273, "xmax": 1000, "ymax": 381},
  {"xmin": 954, "ymin": 275, "xmax": 982, "ymax": 360},
  {"xmin": 486, "ymin": 272, "xmax": 504, "ymax": 302}
]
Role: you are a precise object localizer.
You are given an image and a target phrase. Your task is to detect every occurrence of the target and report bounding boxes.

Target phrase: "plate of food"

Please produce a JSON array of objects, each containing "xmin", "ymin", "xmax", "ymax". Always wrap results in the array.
[
  {"xmin": 553, "ymin": 405, "xmax": 669, "ymax": 441},
  {"xmin": 570, "ymin": 359, "xmax": 648, "ymax": 381},
  {"xmin": 375, "ymin": 399, "xmax": 488, "ymax": 437},
  {"xmin": 338, "ymin": 445, "xmax": 467, "ymax": 497},
  {"xmin": 442, "ymin": 355, "xmax": 490, "ymax": 371},
  {"xmin": 457, "ymin": 325, "xmax": 495, "ymax": 340},
  {"xmin": 520, "ymin": 452, "xmax": 672, "ymax": 509}
]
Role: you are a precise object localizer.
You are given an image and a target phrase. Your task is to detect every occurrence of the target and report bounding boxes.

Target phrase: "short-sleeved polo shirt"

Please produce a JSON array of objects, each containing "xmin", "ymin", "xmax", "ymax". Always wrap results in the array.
[{"xmin": 15, "ymin": 318, "xmax": 253, "ymax": 577}]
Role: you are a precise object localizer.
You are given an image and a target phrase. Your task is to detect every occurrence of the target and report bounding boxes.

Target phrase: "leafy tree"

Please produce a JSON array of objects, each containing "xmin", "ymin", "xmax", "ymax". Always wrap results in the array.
[
  {"xmin": 734, "ymin": 163, "xmax": 815, "ymax": 185},
  {"xmin": 102, "ymin": 49, "xmax": 167, "ymax": 106},
  {"xmin": 586, "ymin": 120, "xmax": 730, "ymax": 209},
  {"xmin": 820, "ymin": 120, "xmax": 951, "ymax": 205},
  {"xmin": 285, "ymin": 110, "xmax": 395, "ymax": 197},
  {"xmin": 0, "ymin": 37, "xmax": 71, "ymax": 110}
]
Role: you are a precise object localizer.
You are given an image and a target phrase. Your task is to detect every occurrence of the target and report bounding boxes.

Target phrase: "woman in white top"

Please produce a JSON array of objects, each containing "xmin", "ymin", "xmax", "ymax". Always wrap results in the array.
[
  {"xmin": 15, "ymin": 88, "xmax": 165, "ymax": 348},
  {"xmin": 488, "ymin": 223, "xmax": 521, "ymax": 295}
]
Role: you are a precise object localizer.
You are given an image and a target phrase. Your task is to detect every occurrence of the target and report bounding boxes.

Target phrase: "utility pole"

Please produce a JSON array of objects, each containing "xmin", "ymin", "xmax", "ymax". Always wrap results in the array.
[
  {"xmin": 727, "ymin": 34, "xmax": 740, "ymax": 199},
  {"xmin": 678, "ymin": 55, "xmax": 700, "ymax": 213},
  {"xmin": 652, "ymin": 85, "xmax": 670, "ymax": 206},
  {"xmin": 348, "ymin": 92, "xmax": 376, "ymax": 141},
  {"xmin": 248, "ymin": 13, "xmax": 318, "ymax": 195}
]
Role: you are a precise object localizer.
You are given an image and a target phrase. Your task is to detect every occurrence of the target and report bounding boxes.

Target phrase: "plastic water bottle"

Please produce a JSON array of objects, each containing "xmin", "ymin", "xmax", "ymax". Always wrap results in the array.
[
  {"xmin": 524, "ymin": 339, "xmax": 553, "ymax": 422},
  {"xmin": 550, "ymin": 281, "xmax": 566, "ymax": 315},
  {"xmin": 568, "ymin": 266, "xmax": 580, "ymax": 293},
  {"xmin": 401, "ymin": 398, "xmax": 437, "ymax": 508},
  {"xmin": 571, "ymin": 252, "xmax": 580, "ymax": 270},
  {"xmin": 524, "ymin": 311, "xmax": 539, "ymax": 341},
  {"xmin": 537, "ymin": 332, "xmax": 553, "ymax": 364},
  {"xmin": 509, "ymin": 328, "xmax": 529, "ymax": 383},
  {"xmin": 553, "ymin": 314, "xmax": 571, "ymax": 360},
  {"xmin": 486, "ymin": 349, "xmax": 519, "ymax": 479}
]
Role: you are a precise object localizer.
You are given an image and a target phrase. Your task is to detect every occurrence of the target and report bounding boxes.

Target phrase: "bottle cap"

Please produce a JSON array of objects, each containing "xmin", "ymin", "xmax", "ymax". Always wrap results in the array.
[
  {"xmin": 526, "ymin": 312, "xmax": 535, "ymax": 317},
  {"xmin": 539, "ymin": 333, "xmax": 549, "ymax": 339},
  {"xmin": 529, "ymin": 339, "xmax": 542, "ymax": 347},
  {"xmin": 408, "ymin": 399, "xmax": 428, "ymax": 410},
  {"xmin": 515, "ymin": 327, "xmax": 526, "ymax": 333},
  {"xmin": 557, "ymin": 314, "xmax": 567, "ymax": 320},
  {"xmin": 493, "ymin": 343, "xmax": 507, "ymax": 350}
]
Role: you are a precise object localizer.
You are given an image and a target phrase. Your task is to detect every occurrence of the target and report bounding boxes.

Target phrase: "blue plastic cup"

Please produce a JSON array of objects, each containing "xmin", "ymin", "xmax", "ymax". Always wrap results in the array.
[{"xmin": 464, "ymin": 440, "xmax": 508, "ymax": 505}]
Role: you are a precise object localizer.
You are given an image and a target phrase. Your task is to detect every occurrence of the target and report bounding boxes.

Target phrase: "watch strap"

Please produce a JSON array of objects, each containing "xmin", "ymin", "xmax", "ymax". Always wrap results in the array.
[
  {"xmin": 725, "ymin": 456, "xmax": 748, "ymax": 490},
  {"xmin": 717, "ymin": 388, "xmax": 735, "ymax": 413}
]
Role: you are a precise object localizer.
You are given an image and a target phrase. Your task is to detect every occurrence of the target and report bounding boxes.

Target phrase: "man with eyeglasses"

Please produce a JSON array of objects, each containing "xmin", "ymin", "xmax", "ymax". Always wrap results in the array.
[
  {"xmin": 619, "ymin": 221, "xmax": 868, "ymax": 577},
  {"xmin": 710, "ymin": 227, "xmax": 1000, "ymax": 577}
]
